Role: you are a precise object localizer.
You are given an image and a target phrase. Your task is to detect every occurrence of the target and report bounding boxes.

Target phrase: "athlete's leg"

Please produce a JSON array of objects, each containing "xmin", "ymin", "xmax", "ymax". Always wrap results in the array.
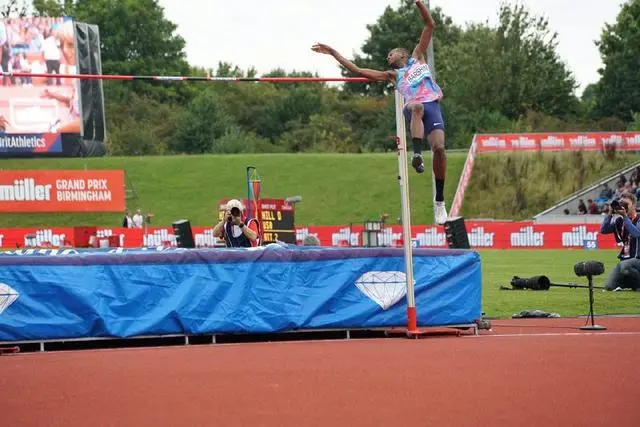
[
  {"xmin": 403, "ymin": 103, "xmax": 426, "ymax": 173},
  {"xmin": 427, "ymin": 129, "xmax": 446, "ymax": 201},
  {"xmin": 424, "ymin": 102, "xmax": 448, "ymax": 224}
]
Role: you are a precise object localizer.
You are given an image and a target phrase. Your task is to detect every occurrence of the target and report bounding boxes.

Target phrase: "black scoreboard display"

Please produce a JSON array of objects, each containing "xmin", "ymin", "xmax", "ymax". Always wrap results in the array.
[
  {"xmin": 259, "ymin": 199, "xmax": 295, "ymax": 244},
  {"xmin": 218, "ymin": 198, "xmax": 295, "ymax": 245}
]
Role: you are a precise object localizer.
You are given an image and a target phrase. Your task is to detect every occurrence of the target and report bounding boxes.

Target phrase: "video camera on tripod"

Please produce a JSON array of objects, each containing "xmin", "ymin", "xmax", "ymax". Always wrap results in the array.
[{"xmin": 503, "ymin": 261, "xmax": 607, "ymax": 331}]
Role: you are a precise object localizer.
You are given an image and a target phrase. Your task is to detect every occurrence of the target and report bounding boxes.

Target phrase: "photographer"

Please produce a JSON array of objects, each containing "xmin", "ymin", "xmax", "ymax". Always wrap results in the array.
[
  {"xmin": 212, "ymin": 199, "xmax": 259, "ymax": 248},
  {"xmin": 600, "ymin": 192, "xmax": 640, "ymax": 290}
]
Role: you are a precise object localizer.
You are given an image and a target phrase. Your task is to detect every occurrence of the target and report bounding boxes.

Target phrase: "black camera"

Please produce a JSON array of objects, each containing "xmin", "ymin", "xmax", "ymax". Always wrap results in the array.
[
  {"xmin": 230, "ymin": 207, "xmax": 241, "ymax": 217},
  {"xmin": 611, "ymin": 200, "xmax": 628, "ymax": 211}
]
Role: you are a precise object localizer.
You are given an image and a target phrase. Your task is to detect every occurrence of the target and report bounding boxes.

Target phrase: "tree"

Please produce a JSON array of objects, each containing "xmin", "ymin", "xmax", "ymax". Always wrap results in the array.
[
  {"xmin": 492, "ymin": 3, "xmax": 578, "ymax": 119},
  {"xmin": 172, "ymin": 87, "xmax": 234, "ymax": 154},
  {"xmin": 594, "ymin": 0, "xmax": 640, "ymax": 121},
  {"xmin": 437, "ymin": 4, "xmax": 577, "ymax": 121}
]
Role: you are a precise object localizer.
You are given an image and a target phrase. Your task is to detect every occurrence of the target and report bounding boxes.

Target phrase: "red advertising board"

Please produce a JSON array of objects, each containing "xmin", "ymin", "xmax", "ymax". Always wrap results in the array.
[
  {"xmin": 475, "ymin": 132, "xmax": 640, "ymax": 153},
  {"xmin": 0, "ymin": 221, "xmax": 621, "ymax": 250},
  {"xmin": 0, "ymin": 170, "xmax": 125, "ymax": 212}
]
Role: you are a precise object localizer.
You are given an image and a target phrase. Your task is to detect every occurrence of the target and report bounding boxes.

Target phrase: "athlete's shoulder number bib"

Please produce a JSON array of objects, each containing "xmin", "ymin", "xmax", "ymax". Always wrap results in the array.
[{"xmin": 406, "ymin": 63, "xmax": 431, "ymax": 88}]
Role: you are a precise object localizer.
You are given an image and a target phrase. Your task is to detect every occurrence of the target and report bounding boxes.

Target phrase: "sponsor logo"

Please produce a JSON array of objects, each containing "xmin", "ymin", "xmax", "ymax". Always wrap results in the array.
[
  {"xmin": 332, "ymin": 228, "xmax": 359, "ymax": 246},
  {"xmin": 0, "ymin": 283, "xmax": 19, "ymax": 315},
  {"xmin": 143, "ymin": 229, "xmax": 176, "ymax": 247},
  {"xmin": 193, "ymin": 228, "xmax": 223, "ymax": 247},
  {"xmin": 415, "ymin": 227, "xmax": 447, "ymax": 247},
  {"xmin": 511, "ymin": 136, "xmax": 536, "ymax": 149},
  {"xmin": 468, "ymin": 227, "xmax": 495, "ymax": 248},
  {"xmin": 376, "ymin": 228, "xmax": 403, "ymax": 247},
  {"xmin": 24, "ymin": 229, "xmax": 67, "ymax": 247},
  {"xmin": 510, "ymin": 226, "xmax": 545, "ymax": 247},
  {"xmin": 354, "ymin": 271, "xmax": 407, "ymax": 310},
  {"xmin": 0, "ymin": 135, "xmax": 46, "ymax": 148},
  {"xmin": 562, "ymin": 226, "xmax": 598, "ymax": 247},
  {"xmin": 602, "ymin": 135, "xmax": 624, "ymax": 147},
  {"xmin": 0, "ymin": 178, "xmax": 52, "ymax": 201},
  {"xmin": 626, "ymin": 135, "xmax": 640, "ymax": 146},
  {"xmin": 96, "ymin": 228, "xmax": 125, "ymax": 247},
  {"xmin": 569, "ymin": 135, "xmax": 597, "ymax": 148},
  {"xmin": 541, "ymin": 136, "xmax": 564, "ymax": 148},
  {"xmin": 481, "ymin": 137, "xmax": 506, "ymax": 149}
]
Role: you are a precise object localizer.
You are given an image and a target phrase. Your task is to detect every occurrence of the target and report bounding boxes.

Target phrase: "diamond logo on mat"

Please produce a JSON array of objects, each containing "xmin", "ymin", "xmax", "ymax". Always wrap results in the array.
[
  {"xmin": 0, "ymin": 283, "xmax": 19, "ymax": 315},
  {"xmin": 355, "ymin": 271, "xmax": 408, "ymax": 310}
]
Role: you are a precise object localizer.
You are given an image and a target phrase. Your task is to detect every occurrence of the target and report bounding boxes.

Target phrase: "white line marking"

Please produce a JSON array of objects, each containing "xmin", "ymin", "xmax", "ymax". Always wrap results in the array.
[{"xmin": 471, "ymin": 331, "xmax": 640, "ymax": 338}]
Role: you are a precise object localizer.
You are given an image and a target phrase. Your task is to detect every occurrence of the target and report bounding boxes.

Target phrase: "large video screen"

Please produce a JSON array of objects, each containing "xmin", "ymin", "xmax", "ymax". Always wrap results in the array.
[{"xmin": 0, "ymin": 17, "xmax": 79, "ymax": 154}]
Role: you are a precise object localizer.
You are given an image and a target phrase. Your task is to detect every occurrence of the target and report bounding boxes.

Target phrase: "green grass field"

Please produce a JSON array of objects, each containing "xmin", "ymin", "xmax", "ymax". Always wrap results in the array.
[
  {"xmin": 0, "ymin": 153, "xmax": 467, "ymax": 227},
  {"xmin": 479, "ymin": 249, "xmax": 639, "ymax": 319}
]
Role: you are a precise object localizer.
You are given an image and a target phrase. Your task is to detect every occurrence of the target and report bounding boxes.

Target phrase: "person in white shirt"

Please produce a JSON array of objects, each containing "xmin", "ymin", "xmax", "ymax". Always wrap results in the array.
[
  {"xmin": 42, "ymin": 28, "xmax": 61, "ymax": 86},
  {"xmin": 132, "ymin": 210, "xmax": 144, "ymax": 229}
]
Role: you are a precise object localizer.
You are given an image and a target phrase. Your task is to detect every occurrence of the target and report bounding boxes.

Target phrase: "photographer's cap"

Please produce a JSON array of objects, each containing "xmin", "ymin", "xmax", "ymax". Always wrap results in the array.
[{"xmin": 226, "ymin": 199, "xmax": 244, "ymax": 212}]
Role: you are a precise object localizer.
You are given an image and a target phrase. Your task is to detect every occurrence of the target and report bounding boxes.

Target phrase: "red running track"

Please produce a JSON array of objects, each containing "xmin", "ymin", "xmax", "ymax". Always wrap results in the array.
[{"xmin": 1, "ymin": 317, "xmax": 639, "ymax": 427}]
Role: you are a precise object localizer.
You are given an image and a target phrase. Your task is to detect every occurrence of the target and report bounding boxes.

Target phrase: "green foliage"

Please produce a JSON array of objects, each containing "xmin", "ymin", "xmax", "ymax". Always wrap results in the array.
[
  {"xmin": 464, "ymin": 152, "xmax": 639, "ymax": 220},
  {"xmin": 12, "ymin": 0, "xmax": 634, "ymax": 156},
  {"xmin": 104, "ymin": 92, "xmax": 181, "ymax": 155},
  {"xmin": 628, "ymin": 113, "xmax": 640, "ymax": 131},
  {"xmin": 173, "ymin": 88, "xmax": 234, "ymax": 154},
  {"xmin": 594, "ymin": 0, "xmax": 640, "ymax": 121}
]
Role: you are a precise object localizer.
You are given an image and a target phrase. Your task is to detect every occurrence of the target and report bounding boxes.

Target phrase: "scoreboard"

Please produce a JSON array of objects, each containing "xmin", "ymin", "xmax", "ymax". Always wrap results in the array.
[{"xmin": 218, "ymin": 198, "xmax": 296, "ymax": 244}]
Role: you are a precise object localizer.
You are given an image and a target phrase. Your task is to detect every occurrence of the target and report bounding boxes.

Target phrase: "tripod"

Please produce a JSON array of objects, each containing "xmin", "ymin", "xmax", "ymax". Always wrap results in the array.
[
  {"xmin": 580, "ymin": 273, "xmax": 607, "ymax": 331},
  {"xmin": 573, "ymin": 261, "xmax": 608, "ymax": 331}
]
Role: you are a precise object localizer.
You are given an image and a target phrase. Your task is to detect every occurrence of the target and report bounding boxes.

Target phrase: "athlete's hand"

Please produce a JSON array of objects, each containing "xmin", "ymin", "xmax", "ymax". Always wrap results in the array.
[
  {"xmin": 311, "ymin": 43, "xmax": 334, "ymax": 55},
  {"xmin": 0, "ymin": 115, "xmax": 8, "ymax": 131},
  {"xmin": 41, "ymin": 88, "xmax": 53, "ymax": 99}
]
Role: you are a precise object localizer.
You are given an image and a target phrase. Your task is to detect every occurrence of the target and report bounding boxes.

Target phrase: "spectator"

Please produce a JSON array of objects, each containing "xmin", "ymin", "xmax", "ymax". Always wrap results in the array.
[
  {"xmin": 577, "ymin": 199, "xmax": 587, "ymax": 215},
  {"xmin": 613, "ymin": 182, "xmax": 625, "ymax": 200},
  {"xmin": 600, "ymin": 191, "xmax": 640, "ymax": 291},
  {"xmin": 602, "ymin": 203, "xmax": 611, "ymax": 216},
  {"xmin": 303, "ymin": 235, "xmax": 321, "ymax": 246},
  {"xmin": 631, "ymin": 167, "xmax": 640, "ymax": 185},
  {"xmin": 18, "ymin": 53, "xmax": 31, "ymax": 85},
  {"xmin": 132, "ymin": 209, "xmax": 144, "ymax": 228},
  {"xmin": 617, "ymin": 173, "xmax": 627, "ymax": 188},
  {"xmin": 599, "ymin": 183, "xmax": 614, "ymax": 201},
  {"xmin": 42, "ymin": 28, "xmax": 61, "ymax": 86},
  {"xmin": 587, "ymin": 199, "xmax": 599, "ymax": 215},
  {"xmin": 122, "ymin": 211, "xmax": 133, "ymax": 228}
]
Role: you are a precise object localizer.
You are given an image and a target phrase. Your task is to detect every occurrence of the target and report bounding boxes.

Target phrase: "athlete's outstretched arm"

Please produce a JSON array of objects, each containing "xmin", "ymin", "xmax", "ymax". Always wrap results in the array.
[
  {"xmin": 312, "ymin": 43, "xmax": 394, "ymax": 82},
  {"xmin": 413, "ymin": 0, "xmax": 436, "ymax": 60}
]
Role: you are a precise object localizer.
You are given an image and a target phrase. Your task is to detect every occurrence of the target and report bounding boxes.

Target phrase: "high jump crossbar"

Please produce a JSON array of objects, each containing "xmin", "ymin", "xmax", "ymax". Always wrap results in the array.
[
  {"xmin": 1, "ymin": 71, "xmax": 370, "ymax": 83},
  {"xmin": 1, "ymin": 70, "xmax": 419, "ymax": 335}
]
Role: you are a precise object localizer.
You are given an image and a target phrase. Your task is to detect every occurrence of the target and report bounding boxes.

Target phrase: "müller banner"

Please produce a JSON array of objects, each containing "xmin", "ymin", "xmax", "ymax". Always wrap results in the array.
[{"xmin": 0, "ymin": 170, "xmax": 125, "ymax": 212}]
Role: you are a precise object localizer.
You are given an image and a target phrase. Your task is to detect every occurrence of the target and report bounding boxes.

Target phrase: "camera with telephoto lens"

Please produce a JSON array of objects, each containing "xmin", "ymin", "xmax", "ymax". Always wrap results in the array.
[
  {"xmin": 230, "ymin": 206, "xmax": 241, "ymax": 217},
  {"xmin": 611, "ymin": 199, "xmax": 628, "ymax": 212}
]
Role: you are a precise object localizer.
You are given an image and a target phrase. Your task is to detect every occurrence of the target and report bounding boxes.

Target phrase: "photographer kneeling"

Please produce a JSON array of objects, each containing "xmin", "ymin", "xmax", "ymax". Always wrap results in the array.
[
  {"xmin": 600, "ymin": 192, "xmax": 640, "ymax": 291},
  {"xmin": 213, "ymin": 199, "xmax": 259, "ymax": 248}
]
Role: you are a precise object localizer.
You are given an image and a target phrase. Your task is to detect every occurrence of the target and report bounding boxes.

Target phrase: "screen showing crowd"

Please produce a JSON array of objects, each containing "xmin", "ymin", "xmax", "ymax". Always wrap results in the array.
[{"xmin": 0, "ymin": 17, "xmax": 80, "ymax": 136}]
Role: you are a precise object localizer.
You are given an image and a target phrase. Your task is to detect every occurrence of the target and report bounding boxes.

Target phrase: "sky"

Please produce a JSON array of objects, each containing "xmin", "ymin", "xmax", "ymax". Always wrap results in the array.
[{"xmin": 157, "ymin": 0, "xmax": 623, "ymax": 95}]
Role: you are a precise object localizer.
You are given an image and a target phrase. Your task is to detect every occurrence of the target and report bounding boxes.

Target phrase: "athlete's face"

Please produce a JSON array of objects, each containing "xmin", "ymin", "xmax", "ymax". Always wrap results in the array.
[{"xmin": 387, "ymin": 49, "xmax": 407, "ymax": 68}]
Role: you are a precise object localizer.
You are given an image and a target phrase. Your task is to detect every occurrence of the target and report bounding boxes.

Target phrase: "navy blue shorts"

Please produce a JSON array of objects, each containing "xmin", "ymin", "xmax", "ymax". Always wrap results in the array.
[{"xmin": 403, "ymin": 101, "xmax": 445, "ymax": 136}]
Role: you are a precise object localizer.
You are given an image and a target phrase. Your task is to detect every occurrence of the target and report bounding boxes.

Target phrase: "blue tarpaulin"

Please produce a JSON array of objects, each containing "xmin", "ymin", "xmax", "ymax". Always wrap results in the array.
[{"xmin": 0, "ymin": 245, "xmax": 482, "ymax": 342}]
